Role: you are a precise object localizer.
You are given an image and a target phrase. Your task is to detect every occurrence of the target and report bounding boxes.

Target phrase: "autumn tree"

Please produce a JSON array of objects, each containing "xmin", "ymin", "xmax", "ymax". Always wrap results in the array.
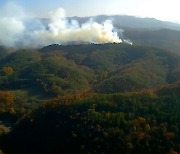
[
  {"xmin": 99, "ymin": 71, "xmax": 108, "ymax": 81},
  {"xmin": 0, "ymin": 91, "xmax": 15, "ymax": 112},
  {"xmin": 2, "ymin": 66, "xmax": 14, "ymax": 76}
]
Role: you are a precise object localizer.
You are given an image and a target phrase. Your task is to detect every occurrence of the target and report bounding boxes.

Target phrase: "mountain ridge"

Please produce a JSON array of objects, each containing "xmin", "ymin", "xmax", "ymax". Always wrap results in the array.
[
  {"xmin": 68, "ymin": 15, "xmax": 180, "ymax": 31},
  {"xmin": 33, "ymin": 15, "xmax": 180, "ymax": 31}
]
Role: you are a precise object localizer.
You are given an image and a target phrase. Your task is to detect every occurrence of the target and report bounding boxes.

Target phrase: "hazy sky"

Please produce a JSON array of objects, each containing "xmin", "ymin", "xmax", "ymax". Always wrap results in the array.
[{"xmin": 0, "ymin": 0, "xmax": 180, "ymax": 23}]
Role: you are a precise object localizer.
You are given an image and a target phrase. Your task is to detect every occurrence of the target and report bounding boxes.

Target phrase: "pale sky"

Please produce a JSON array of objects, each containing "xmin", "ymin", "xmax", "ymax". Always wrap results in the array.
[{"xmin": 1, "ymin": 0, "xmax": 180, "ymax": 23}]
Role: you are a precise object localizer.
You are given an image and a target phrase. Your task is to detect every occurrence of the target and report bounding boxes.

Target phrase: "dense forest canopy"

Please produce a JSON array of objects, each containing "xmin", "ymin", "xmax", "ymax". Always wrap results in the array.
[{"xmin": 0, "ymin": 43, "xmax": 179, "ymax": 153}]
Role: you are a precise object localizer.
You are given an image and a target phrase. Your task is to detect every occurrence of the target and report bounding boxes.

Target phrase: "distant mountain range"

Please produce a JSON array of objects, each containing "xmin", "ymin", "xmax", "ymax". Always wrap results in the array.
[
  {"xmin": 124, "ymin": 28, "xmax": 180, "ymax": 53},
  {"xmin": 36, "ymin": 15, "xmax": 180, "ymax": 31},
  {"xmin": 68, "ymin": 15, "xmax": 180, "ymax": 31}
]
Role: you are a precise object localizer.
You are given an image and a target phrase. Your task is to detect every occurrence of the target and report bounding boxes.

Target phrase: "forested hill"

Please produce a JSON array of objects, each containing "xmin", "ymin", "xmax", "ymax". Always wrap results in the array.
[
  {"xmin": 0, "ymin": 43, "xmax": 179, "ymax": 98},
  {"xmin": 0, "ymin": 43, "xmax": 180, "ymax": 153},
  {"xmin": 41, "ymin": 43, "xmax": 180, "ymax": 93},
  {"xmin": 1, "ymin": 82, "xmax": 180, "ymax": 154}
]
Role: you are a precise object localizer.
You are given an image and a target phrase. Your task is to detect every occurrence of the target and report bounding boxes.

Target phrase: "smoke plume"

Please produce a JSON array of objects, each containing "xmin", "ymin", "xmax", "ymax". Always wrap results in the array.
[{"xmin": 0, "ymin": 3, "xmax": 122, "ymax": 48}]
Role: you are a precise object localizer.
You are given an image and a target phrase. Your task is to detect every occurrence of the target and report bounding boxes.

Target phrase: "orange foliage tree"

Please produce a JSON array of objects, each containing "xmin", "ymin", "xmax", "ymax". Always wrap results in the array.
[{"xmin": 0, "ymin": 91, "xmax": 15, "ymax": 112}]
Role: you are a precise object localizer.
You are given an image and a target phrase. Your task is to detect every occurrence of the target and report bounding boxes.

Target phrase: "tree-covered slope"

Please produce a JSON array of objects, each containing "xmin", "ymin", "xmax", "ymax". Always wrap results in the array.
[
  {"xmin": 41, "ymin": 44, "xmax": 180, "ymax": 93},
  {"xmin": 0, "ymin": 44, "xmax": 179, "ymax": 154},
  {"xmin": 0, "ymin": 44, "xmax": 179, "ymax": 98},
  {"xmin": 1, "ymin": 83, "xmax": 179, "ymax": 154}
]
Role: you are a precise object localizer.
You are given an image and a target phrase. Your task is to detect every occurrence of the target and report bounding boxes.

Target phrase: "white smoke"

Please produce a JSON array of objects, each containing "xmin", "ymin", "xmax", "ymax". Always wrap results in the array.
[
  {"xmin": 0, "ymin": 17, "xmax": 25, "ymax": 47},
  {"xmin": 123, "ymin": 39, "xmax": 133, "ymax": 45},
  {"xmin": 0, "ymin": 4, "xmax": 122, "ymax": 48},
  {"xmin": 0, "ymin": 3, "xmax": 25, "ymax": 47}
]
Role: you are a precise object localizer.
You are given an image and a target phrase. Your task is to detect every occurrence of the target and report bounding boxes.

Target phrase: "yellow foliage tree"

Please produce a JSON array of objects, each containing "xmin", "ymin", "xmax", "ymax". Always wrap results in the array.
[
  {"xmin": 3, "ymin": 66, "xmax": 14, "ymax": 76},
  {"xmin": 99, "ymin": 71, "xmax": 108, "ymax": 81},
  {"xmin": 0, "ymin": 91, "xmax": 15, "ymax": 112}
]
